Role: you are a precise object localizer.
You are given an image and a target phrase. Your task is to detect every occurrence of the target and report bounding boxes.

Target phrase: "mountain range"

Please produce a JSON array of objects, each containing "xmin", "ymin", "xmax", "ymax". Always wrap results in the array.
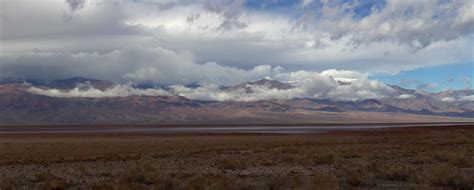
[{"xmin": 1, "ymin": 77, "xmax": 473, "ymax": 125}]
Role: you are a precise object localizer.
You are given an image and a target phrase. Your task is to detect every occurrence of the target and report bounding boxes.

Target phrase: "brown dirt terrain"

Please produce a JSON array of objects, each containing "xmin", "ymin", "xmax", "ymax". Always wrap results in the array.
[{"xmin": 1, "ymin": 126, "xmax": 474, "ymax": 189}]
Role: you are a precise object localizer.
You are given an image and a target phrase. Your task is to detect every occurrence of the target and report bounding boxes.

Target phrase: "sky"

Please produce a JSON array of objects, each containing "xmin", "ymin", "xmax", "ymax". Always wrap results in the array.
[
  {"xmin": 0, "ymin": 0, "xmax": 473, "ymax": 94},
  {"xmin": 373, "ymin": 62, "xmax": 473, "ymax": 91}
]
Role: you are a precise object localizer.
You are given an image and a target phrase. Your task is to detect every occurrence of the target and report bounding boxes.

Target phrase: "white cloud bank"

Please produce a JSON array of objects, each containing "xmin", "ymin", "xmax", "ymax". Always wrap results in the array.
[
  {"xmin": 0, "ymin": 45, "xmax": 282, "ymax": 85},
  {"xmin": 439, "ymin": 95, "xmax": 474, "ymax": 102},
  {"xmin": 28, "ymin": 84, "xmax": 171, "ymax": 98},
  {"xmin": 459, "ymin": 95, "xmax": 474, "ymax": 101},
  {"xmin": 397, "ymin": 94, "xmax": 415, "ymax": 99},
  {"xmin": 1, "ymin": 0, "xmax": 473, "ymax": 79},
  {"xmin": 27, "ymin": 69, "xmax": 396, "ymax": 101},
  {"xmin": 441, "ymin": 97, "xmax": 456, "ymax": 102}
]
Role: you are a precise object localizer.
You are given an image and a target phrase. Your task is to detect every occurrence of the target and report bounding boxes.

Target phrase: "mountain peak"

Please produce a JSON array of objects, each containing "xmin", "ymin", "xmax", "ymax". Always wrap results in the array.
[
  {"xmin": 225, "ymin": 78, "xmax": 293, "ymax": 93},
  {"xmin": 246, "ymin": 78, "xmax": 293, "ymax": 90}
]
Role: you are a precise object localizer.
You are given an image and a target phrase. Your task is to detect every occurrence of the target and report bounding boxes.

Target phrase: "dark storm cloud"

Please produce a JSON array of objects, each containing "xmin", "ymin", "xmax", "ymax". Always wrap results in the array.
[
  {"xmin": 203, "ymin": 0, "xmax": 248, "ymax": 30},
  {"xmin": 66, "ymin": 0, "xmax": 86, "ymax": 11}
]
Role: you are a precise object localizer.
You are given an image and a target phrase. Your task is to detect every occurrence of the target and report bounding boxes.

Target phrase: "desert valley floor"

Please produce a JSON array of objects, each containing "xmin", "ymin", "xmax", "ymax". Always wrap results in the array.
[{"xmin": 1, "ymin": 124, "xmax": 474, "ymax": 189}]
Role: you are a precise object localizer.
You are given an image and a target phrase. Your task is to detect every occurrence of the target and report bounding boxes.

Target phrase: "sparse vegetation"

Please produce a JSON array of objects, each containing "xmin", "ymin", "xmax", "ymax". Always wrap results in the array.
[
  {"xmin": 311, "ymin": 172, "xmax": 339, "ymax": 189},
  {"xmin": 1, "ymin": 126, "xmax": 473, "ymax": 189}
]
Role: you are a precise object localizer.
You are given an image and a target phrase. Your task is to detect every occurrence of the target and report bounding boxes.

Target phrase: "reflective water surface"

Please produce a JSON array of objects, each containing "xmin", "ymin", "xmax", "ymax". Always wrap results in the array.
[{"xmin": 0, "ymin": 123, "xmax": 471, "ymax": 134}]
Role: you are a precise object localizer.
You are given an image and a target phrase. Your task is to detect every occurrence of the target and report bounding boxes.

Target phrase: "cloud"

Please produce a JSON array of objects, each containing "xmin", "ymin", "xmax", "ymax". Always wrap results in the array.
[
  {"xmin": 300, "ymin": 0, "xmax": 313, "ymax": 8},
  {"xmin": 168, "ymin": 84, "xmax": 299, "ymax": 102},
  {"xmin": 27, "ymin": 69, "xmax": 396, "ymax": 101},
  {"xmin": 0, "ymin": 45, "xmax": 282, "ymax": 85},
  {"xmin": 441, "ymin": 97, "xmax": 456, "ymax": 102},
  {"xmin": 299, "ymin": 0, "xmax": 474, "ymax": 51},
  {"xmin": 397, "ymin": 94, "xmax": 415, "ymax": 99},
  {"xmin": 459, "ymin": 95, "xmax": 474, "ymax": 101},
  {"xmin": 203, "ymin": 0, "xmax": 247, "ymax": 30},
  {"xmin": 163, "ymin": 69, "xmax": 395, "ymax": 102},
  {"xmin": 65, "ymin": 0, "xmax": 86, "ymax": 11},
  {"xmin": 1, "ymin": 0, "xmax": 472, "ymax": 77},
  {"xmin": 28, "ymin": 83, "xmax": 171, "ymax": 98},
  {"xmin": 272, "ymin": 69, "xmax": 395, "ymax": 100},
  {"xmin": 437, "ymin": 95, "xmax": 474, "ymax": 102}
]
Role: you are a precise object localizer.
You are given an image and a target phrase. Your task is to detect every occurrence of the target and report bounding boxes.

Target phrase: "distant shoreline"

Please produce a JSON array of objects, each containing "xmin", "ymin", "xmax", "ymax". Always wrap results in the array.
[
  {"xmin": 1, "ymin": 122, "xmax": 472, "ymax": 135},
  {"xmin": 1, "ymin": 121, "xmax": 474, "ymax": 127}
]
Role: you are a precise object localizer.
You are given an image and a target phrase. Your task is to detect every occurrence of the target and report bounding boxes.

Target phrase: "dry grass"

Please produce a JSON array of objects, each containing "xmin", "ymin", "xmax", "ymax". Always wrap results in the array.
[{"xmin": 0, "ymin": 126, "xmax": 473, "ymax": 189}]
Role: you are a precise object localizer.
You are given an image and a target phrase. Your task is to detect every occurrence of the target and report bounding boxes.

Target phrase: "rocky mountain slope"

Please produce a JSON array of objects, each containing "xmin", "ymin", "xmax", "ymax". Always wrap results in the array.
[{"xmin": 0, "ymin": 77, "xmax": 473, "ymax": 125}]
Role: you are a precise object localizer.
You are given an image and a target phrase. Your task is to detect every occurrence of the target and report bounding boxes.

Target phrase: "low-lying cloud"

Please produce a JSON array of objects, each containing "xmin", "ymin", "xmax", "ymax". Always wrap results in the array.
[
  {"xmin": 26, "ymin": 69, "xmax": 396, "ymax": 101},
  {"xmin": 397, "ymin": 94, "xmax": 415, "ymax": 99},
  {"xmin": 459, "ymin": 95, "xmax": 474, "ymax": 102},
  {"xmin": 28, "ymin": 84, "xmax": 171, "ymax": 98},
  {"xmin": 440, "ymin": 95, "xmax": 474, "ymax": 102}
]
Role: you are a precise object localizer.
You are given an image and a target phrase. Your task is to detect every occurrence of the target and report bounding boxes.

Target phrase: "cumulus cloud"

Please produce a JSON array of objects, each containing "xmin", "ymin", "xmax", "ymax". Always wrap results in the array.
[
  {"xmin": 171, "ymin": 69, "xmax": 395, "ymax": 101},
  {"xmin": 299, "ymin": 0, "xmax": 474, "ymax": 51},
  {"xmin": 0, "ymin": 45, "xmax": 281, "ymax": 85},
  {"xmin": 273, "ymin": 69, "xmax": 395, "ymax": 101},
  {"xmin": 1, "ymin": 0, "xmax": 472, "ymax": 78}
]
